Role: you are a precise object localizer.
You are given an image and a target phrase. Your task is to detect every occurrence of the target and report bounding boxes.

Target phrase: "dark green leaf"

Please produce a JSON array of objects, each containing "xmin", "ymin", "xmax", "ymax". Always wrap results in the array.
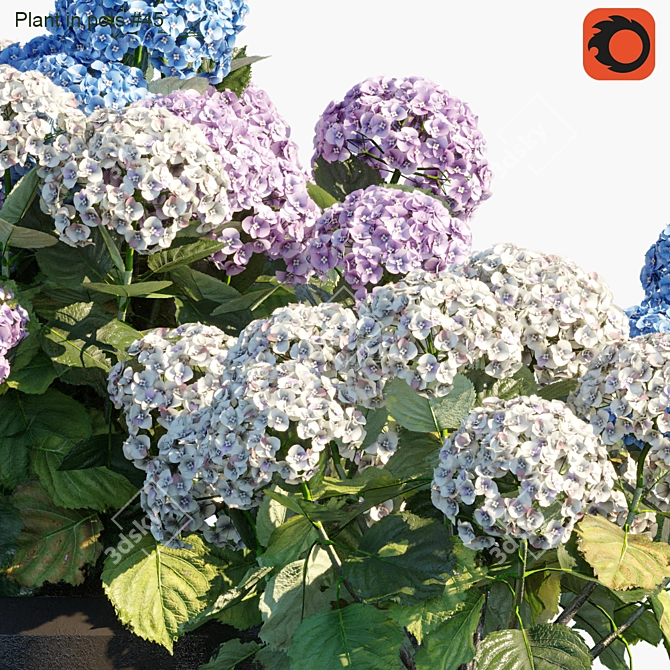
[
  {"xmin": 147, "ymin": 239, "xmax": 227, "ymax": 273},
  {"xmin": 359, "ymin": 407, "xmax": 389, "ymax": 450},
  {"xmin": 385, "ymin": 377, "xmax": 436, "ymax": 432},
  {"xmin": 5, "ymin": 351, "xmax": 57, "ymax": 394},
  {"xmin": 95, "ymin": 319, "xmax": 143, "ymax": 353},
  {"xmin": 385, "ymin": 431, "xmax": 441, "ymax": 481},
  {"xmin": 82, "ymin": 280, "xmax": 173, "ymax": 298},
  {"xmin": 258, "ymin": 515, "xmax": 319, "ymax": 569},
  {"xmin": 0, "ymin": 219, "xmax": 58, "ymax": 249},
  {"xmin": 536, "ymin": 379, "xmax": 578, "ymax": 401},
  {"xmin": 0, "ymin": 494, "xmax": 22, "ymax": 570},
  {"xmin": 212, "ymin": 285, "xmax": 282, "ymax": 315},
  {"xmin": 313, "ymin": 155, "xmax": 384, "ymax": 202},
  {"xmin": 429, "ymin": 374, "xmax": 476, "ymax": 431},
  {"xmin": 170, "ymin": 266, "xmax": 241, "ymax": 303},
  {"xmin": 491, "ymin": 366, "xmax": 538, "ymax": 400},
  {"xmin": 199, "ymin": 640, "xmax": 261, "ymax": 670},
  {"xmin": 0, "ymin": 168, "xmax": 40, "ymax": 224}
]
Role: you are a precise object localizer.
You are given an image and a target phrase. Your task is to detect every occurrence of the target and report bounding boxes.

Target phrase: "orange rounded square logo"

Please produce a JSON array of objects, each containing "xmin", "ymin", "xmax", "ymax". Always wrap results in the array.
[{"xmin": 584, "ymin": 8, "xmax": 655, "ymax": 80}]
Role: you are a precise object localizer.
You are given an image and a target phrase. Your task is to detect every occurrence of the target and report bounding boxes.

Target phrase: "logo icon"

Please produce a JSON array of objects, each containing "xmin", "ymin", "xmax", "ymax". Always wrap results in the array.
[{"xmin": 584, "ymin": 8, "xmax": 655, "ymax": 80}]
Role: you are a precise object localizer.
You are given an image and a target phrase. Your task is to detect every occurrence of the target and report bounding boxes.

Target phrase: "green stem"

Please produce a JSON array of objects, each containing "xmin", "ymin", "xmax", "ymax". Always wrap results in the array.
[
  {"xmin": 390, "ymin": 169, "xmax": 402, "ymax": 184},
  {"xmin": 134, "ymin": 45, "xmax": 144, "ymax": 69},
  {"xmin": 509, "ymin": 540, "xmax": 528, "ymax": 630},
  {"xmin": 625, "ymin": 443, "xmax": 652, "ymax": 529},
  {"xmin": 330, "ymin": 442, "xmax": 348, "ymax": 480},
  {"xmin": 118, "ymin": 246, "xmax": 135, "ymax": 322},
  {"xmin": 4, "ymin": 170, "xmax": 11, "ymax": 198}
]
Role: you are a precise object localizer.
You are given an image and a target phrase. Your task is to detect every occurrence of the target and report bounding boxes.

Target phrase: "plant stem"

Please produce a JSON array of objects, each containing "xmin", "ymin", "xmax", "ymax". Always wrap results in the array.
[
  {"xmin": 300, "ymin": 481, "xmax": 361, "ymax": 603},
  {"xmin": 118, "ymin": 246, "xmax": 135, "ymax": 322},
  {"xmin": 509, "ymin": 540, "xmax": 528, "ymax": 630},
  {"xmin": 461, "ymin": 591, "xmax": 488, "ymax": 670},
  {"xmin": 555, "ymin": 582, "xmax": 597, "ymax": 626},
  {"xmin": 3, "ymin": 170, "xmax": 12, "ymax": 198},
  {"xmin": 134, "ymin": 45, "xmax": 144, "ymax": 69},
  {"xmin": 330, "ymin": 442, "xmax": 348, "ymax": 480},
  {"xmin": 625, "ymin": 443, "xmax": 652, "ymax": 529},
  {"xmin": 390, "ymin": 169, "xmax": 402, "ymax": 184},
  {"xmin": 590, "ymin": 604, "xmax": 646, "ymax": 659}
]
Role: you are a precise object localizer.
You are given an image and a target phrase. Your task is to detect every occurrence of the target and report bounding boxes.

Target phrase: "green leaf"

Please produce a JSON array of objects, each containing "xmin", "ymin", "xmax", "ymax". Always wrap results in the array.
[
  {"xmin": 385, "ymin": 431, "xmax": 441, "ymax": 481},
  {"xmin": 475, "ymin": 624, "xmax": 593, "ymax": 670},
  {"xmin": 413, "ymin": 592, "xmax": 484, "ymax": 669},
  {"xmin": 96, "ymin": 224, "xmax": 125, "ymax": 274},
  {"xmin": 147, "ymin": 75, "xmax": 211, "ymax": 95},
  {"xmin": 306, "ymin": 182, "xmax": 338, "ymax": 209},
  {"xmin": 289, "ymin": 603, "xmax": 404, "ymax": 670},
  {"xmin": 359, "ymin": 406, "xmax": 389, "ymax": 451},
  {"xmin": 385, "ymin": 377, "xmax": 436, "ymax": 432},
  {"xmin": 211, "ymin": 285, "xmax": 283, "ymax": 315},
  {"xmin": 313, "ymin": 155, "xmax": 384, "ymax": 202},
  {"xmin": 82, "ymin": 280, "xmax": 173, "ymax": 298},
  {"xmin": 429, "ymin": 374, "xmax": 476, "ymax": 431},
  {"xmin": 147, "ymin": 238, "xmax": 226, "ymax": 273},
  {"xmin": 5, "ymin": 351, "xmax": 57, "ymax": 394},
  {"xmin": 256, "ymin": 490, "xmax": 288, "ymax": 547},
  {"xmin": 258, "ymin": 515, "xmax": 319, "ymax": 569},
  {"xmin": 215, "ymin": 595, "xmax": 262, "ymax": 631},
  {"xmin": 0, "ymin": 219, "xmax": 58, "ymax": 249},
  {"xmin": 311, "ymin": 467, "xmax": 396, "ymax": 501},
  {"xmin": 96, "ymin": 319, "xmax": 143, "ymax": 353},
  {"xmin": 199, "ymin": 640, "xmax": 261, "ymax": 670},
  {"xmin": 215, "ymin": 47, "xmax": 268, "ymax": 97},
  {"xmin": 0, "ymin": 167, "xmax": 40, "ymax": 224},
  {"xmin": 343, "ymin": 512, "xmax": 454, "ymax": 605},
  {"xmin": 254, "ymin": 646, "xmax": 291, "ymax": 670},
  {"xmin": 536, "ymin": 379, "xmax": 578, "ymax": 401},
  {"xmin": 0, "ymin": 494, "xmax": 22, "ymax": 570},
  {"xmin": 6, "ymin": 481, "xmax": 103, "ymax": 587},
  {"xmin": 576, "ymin": 514, "xmax": 670, "ymax": 590},
  {"xmin": 170, "ymin": 266, "xmax": 241, "ymax": 303},
  {"xmin": 259, "ymin": 548, "xmax": 333, "ymax": 650},
  {"xmin": 651, "ymin": 590, "xmax": 670, "ymax": 650},
  {"xmin": 229, "ymin": 52, "xmax": 269, "ymax": 72},
  {"xmin": 524, "ymin": 571, "xmax": 562, "ymax": 624},
  {"xmin": 102, "ymin": 533, "xmax": 222, "ymax": 653},
  {"xmin": 491, "ymin": 366, "xmax": 538, "ymax": 400}
]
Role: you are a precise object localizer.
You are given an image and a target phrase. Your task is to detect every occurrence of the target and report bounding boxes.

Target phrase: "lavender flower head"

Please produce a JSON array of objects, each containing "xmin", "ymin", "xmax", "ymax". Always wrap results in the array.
[
  {"xmin": 0, "ymin": 285, "xmax": 29, "ymax": 384},
  {"xmin": 302, "ymin": 185, "xmax": 471, "ymax": 298},
  {"xmin": 431, "ymin": 395, "xmax": 618, "ymax": 551},
  {"xmin": 455, "ymin": 243, "xmax": 630, "ymax": 386},
  {"xmin": 139, "ymin": 85, "xmax": 320, "ymax": 280},
  {"xmin": 312, "ymin": 75, "xmax": 492, "ymax": 220},
  {"xmin": 38, "ymin": 105, "xmax": 232, "ymax": 252}
]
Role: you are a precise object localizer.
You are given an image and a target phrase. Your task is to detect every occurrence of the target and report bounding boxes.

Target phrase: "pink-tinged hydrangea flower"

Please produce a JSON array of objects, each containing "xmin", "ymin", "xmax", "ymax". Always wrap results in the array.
[
  {"xmin": 0, "ymin": 285, "xmax": 29, "ymax": 384},
  {"xmin": 138, "ymin": 85, "xmax": 319, "ymax": 280},
  {"xmin": 0, "ymin": 65, "xmax": 85, "ymax": 178},
  {"xmin": 312, "ymin": 75, "xmax": 492, "ymax": 220},
  {"xmin": 301, "ymin": 185, "xmax": 471, "ymax": 298},
  {"xmin": 335, "ymin": 270, "xmax": 524, "ymax": 405},
  {"xmin": 455, "ymin": 243, "xmax": 629, "ymax": 386},
  {"xmin": 38, "ymin": 105, "xmax": 231, "ymax": 253},
  {"xmin": 431, "ymin": 396, "xmax": 619, "ymax": 551},
  {"xmin": 108, "ymin": 323, "xmax": 237, "ymax": 471},
  {"xmin": 568, "ymin": 333, "xmax": 670, "ymax": 518}
]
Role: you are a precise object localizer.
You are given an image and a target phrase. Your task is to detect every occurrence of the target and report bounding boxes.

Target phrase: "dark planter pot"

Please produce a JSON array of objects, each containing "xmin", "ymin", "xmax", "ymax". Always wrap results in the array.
[{"xmin": 0, "ymin": 596, "xmax": 234, "ymax": 670}]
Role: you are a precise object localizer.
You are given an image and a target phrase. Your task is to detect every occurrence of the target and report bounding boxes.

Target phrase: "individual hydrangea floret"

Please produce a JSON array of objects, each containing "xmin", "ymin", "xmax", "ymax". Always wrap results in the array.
[
  {"xmin": 38, "ymin": 105, "xmax": 232, "ymax": 252},
  {"xmin": 108, "ymin": 323, "xmax": 237, "ymax": 470},
  {"xmin": 455, "ymin": 243, "xmax": 629, "ymax": 386},
  {"xmin": 46, "ymin": 0, "xmax": 248, "ymax": 83},
  {"xmin": 302, "ymin": 185, "xmax": 472, "ymax": 298},
  {"xmin": 312, "ymin": 75, "xmax": 492, "ymax": 220},
  {"xmin": 431, "ymin": 395, "xmax": 618, "ymax": 551},
  {"xmin": 0, "ymin": 65, "xmax": 86, "ymax": 177},
  {"xmin": 336, "ymin": 269, "xmax": 524, "ymax": 403},
  {"xmin": 138, "ymin": 85, "xmax": 319, "ymax": 280},
  {"xmin": 0, "ymin": 36, "xmax": 150, "ymax": 114},
  {"xmin": 568, "ymin": 333, "xmax": 670, "ymax": 515},
  {"xmin": 0, "ymin": 285, "xmax": 29, "ymax": 384}
]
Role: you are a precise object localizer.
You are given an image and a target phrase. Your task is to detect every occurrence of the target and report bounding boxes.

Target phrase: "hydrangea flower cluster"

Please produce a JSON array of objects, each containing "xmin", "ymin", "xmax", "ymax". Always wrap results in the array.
[
  {"xmin": 568, "ymin": 333, "xmax": 670, "ymax": 514},
  {"xmin": 0, "ymin": 35, "xmax": 149, "ymax": 114},
  {"xmin": 626, "ymin": 300, "xmax": 670, "ymax": 337},
  {"xmin": 108, "ymin": 323, "xmax": 237, "ymax": 470},
  {"xmin": 46, "ymin": 0, "xmax": 248, "ymax": 83},
  {"xmin": 302, "ymin": 185, "xmax": 471, "ymax": 298},
  {"xmin": 137, "ymin": 303, "xmax": 391, "ymax": 547},
  {"xmin": 431, "ymin": 395, "xmax": 618, "ymax": 551},
  {"xmin": 139, "ymin": 85, "xmax": 320, "ymax": 278},
  {"xmin": 0, "ymin": 285, "xmax": 29, "ymax": 384},
  {"xmin": 455, "ymin": 243, "xmax": 630, "ymax": 386},
  {"xmin": 312, "ymin": 75, "xmax": 492, "ymax": 220},
  {"xmin": 0, "ymin": 65, "xmax": 86, "ymax": 178},
  {"xmin": 38, "ymin": 105, "xmax": 232, "ymax": 252},
  {"xmin": 338, "ymin": 270, "xmax": 524, "ymax": 402}
]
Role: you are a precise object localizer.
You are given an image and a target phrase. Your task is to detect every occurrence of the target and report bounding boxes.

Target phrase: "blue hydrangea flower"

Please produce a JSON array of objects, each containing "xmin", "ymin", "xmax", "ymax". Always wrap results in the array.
[{"xmin": 626, "ymin": 299, "xmax": 670, "ymax": 337}]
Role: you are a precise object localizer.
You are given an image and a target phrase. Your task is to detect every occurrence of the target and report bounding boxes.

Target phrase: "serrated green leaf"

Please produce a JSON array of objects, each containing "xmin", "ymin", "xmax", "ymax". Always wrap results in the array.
[
  {"xmin": 651, "ymin": 590, "xmax": 670, "ymax": 650},
  {"xmin": 359, "ymin": 406, "xmax": 389, "ymax": 450},
  {"xmin": 491, "ymin": 366, "xmax": 538, "ymax": 400},
  {"xmin": 256, "ymin": 490, "xmax": 288, "ymax": 547},
  {"xmin": 343, "ymin": 512, "xmax": 453, "ymax": 605},
  {"xmin": 384, "ymin": 431, "xmax": 441, "ymax": 481},
  {"xmin": 102, "ymin": 533, "xmax": 222, "ymax": 653},
  {"xmin": 95, "ymin": 319, "xmax": 143, "ymax": 353},
  {"xmin": 199, "ymin": 640, "xmax": 261, "ymax": 670},
  {"xmin": 313, "ymin": 155, "xmax": 384, "ymax": 202},
  {"xmin": 5, "ymin": 351, "xmax": 57, "ymax": 394},
  {"xmin": 7, "ymin": 481, "xmax": 103, "ymax": 587},
  {"xmin": 215, "ymin": 47, "xmax": 267, "ymax": 97},
  {"xmin": 577, "ymin": 514, "xmax": 670, "ymax": 590},
  {"xmin": 147, "ymin": 75, "xmax": 211, "ymax": 96},
  {"xmin": 258, "ymin": 515, "xmax": 319, "ymax": 569},
  {"xmin": 414, "ymin": 592, "xmax": 484, "ymax": 669},
  {"xmin": 147, "ymin": 238, "xmax": 226, "ymax": 273},
  {"xmin": 254, "ymin": 646, "xmax": 291, "ymax": 669},
  {"xmin": 215, "ymin": 595, "xmax": 262, "ymax": 631},
  {"xmin": 170, "ymin": 266, "xmax": 241, "ymax": 303},
  {"xmin": 82, "ymin": 280, "xmax": 173, "ymax": 298},
  {"xmin": 289, "ymin": 603, "xmax": 404, "ymax": 670},
  {"xmin": 306, "ymin": 182, "xmax": 339, "ymax": 209},
  {"xmin": 385, "ymin": 377, "xmax": 436, "ymax": 432},
  {"xmin": 475, "ymin": 624, "xmax": 592, "ymax": 670},
  {"xmin": 525, "ymin": 570, "xmax": 562, "ymax": 624},
  {"xmin": 536, "ymin": 379, "xmax": 578, "ymax": 401},
  {"xmin": 259, "ymin": 548, "xmax": 333, "ymax": 650},
  {"xmin": 429, "ymin": 374, "xmax": 476, "ymax": 431},
  {"xmin": 0, "ymin": 494, "xmax": 22, "ymax": 570}
]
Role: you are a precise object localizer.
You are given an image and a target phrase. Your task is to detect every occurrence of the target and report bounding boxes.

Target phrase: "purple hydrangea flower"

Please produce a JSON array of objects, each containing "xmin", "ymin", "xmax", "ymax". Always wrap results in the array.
[
  {"xmin": 139, "ymin": 85, "xmax": 320, "ymax": 281},
  {"xmin": 312, "ymin": 76, "xmax": 492, "ymax": 221},
  {"xmin": 301, "ymin": 184, "xmax": 472, "ymax": 298},
  {"xmin": 0, "ymin": 285, "xmax": 29, "ymax": 383}
]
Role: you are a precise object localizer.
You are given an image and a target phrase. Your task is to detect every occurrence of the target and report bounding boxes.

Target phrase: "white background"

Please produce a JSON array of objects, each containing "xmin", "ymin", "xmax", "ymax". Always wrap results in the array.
[{"xmin": 2, "ymin": 0, "xmax": 670, "ymax": 665}]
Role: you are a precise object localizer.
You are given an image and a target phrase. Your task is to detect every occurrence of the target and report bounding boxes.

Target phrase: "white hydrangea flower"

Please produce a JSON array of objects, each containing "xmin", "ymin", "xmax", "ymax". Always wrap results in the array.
[
  {"xmin": 431, "ymin": 395, "xmax": 619, "ymax": 551},
  {"xmin": 38, "ymin": 105, "xmax": 232, "ymax": 252},
  {"xmin": 0, "ymin": 65, "xmax": 85, "ymax": 177},
  {"xmin": 337, "ymin": 269, "xmax": 524, "ymax": 403},
  {"xmin": 569, "ymin": 333, "xmax": 670, "ymax": 518},
  {"xmin": 108, "ymin": 323, "xmax": 236, "ymax": 470},
  {"xmin": 455, "ymin": 243, "xmax": 629, "ymax": 386}
]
